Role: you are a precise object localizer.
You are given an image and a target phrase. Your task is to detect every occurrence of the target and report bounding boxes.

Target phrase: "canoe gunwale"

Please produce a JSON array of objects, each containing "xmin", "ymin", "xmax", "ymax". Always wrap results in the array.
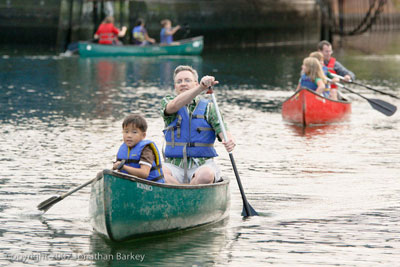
[
  {"xmin": 101, "ymin": 169, "xmax": 229, "ymax": 189},
  {"xmin": 283, "ymin": 88, "xmax": 352, "ymax": 105},
  {"xmin": 157, "ymin": 36, "xmax": 204, "ymax": 46}
]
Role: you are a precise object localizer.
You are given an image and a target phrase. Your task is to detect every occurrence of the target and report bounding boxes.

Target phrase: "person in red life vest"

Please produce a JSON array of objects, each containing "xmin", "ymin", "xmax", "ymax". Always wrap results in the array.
[
  {"xmin": 94, "ymin": 16, "xmax": 127, "ymax": 45},
  {"xmin": 318, "ymin": 40, "xmax": 355, "ymax": 87}
]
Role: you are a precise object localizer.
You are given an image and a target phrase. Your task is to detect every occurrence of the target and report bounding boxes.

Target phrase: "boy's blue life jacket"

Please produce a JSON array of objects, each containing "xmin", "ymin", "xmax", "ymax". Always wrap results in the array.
[
  {"xmin": 116, "ymin": 140, "xmax": 165, "ymax": 183},
  {"xmin": 163, "ymin": 99, "xmax": 218, "ymax": 159}
]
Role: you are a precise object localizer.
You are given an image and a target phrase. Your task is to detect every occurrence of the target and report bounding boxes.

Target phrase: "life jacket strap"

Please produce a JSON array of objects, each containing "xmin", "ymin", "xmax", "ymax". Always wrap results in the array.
[
  {"xmin": 196, "ymin": 127, "xmax": 213, "ymax": 133},
  {"xmin": 117, "ymin": 158, "xmax": 140, "ymax": 164},
  {"xmin": 99, "ymin": 33, "xmax": 115, "ymax": 42},
  {"xmin": 150, "ymin": 174, "xmax": 164, "ymax": 182},
  {"xmin": 177, "ymin": 115, "xmax": 182, "ymax": 138},
  {"xmin": 183, "ymin": 144, "xmax": 189, "ymax": 183},
  {"xmin": 150, "ymin": 164, "xmax": 162, "ymax": 171},
  {"xmin": 193, "ymin": 114, "xmax": 205, "ymax": 119},
  {"xmin": 164, "ymin": 125, "xmax": 175, "ymax": 148},
  {"xmin": 165, "ymin": 142, "xmax": 214, "ymax": 147}
]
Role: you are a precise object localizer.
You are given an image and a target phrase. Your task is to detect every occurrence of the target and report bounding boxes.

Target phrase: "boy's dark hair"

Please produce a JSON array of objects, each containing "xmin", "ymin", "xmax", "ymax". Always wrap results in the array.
[
  {"xmin": 122, "ymin": 114, "xmax": 147, "ymax": 132},
  {"xmin": 136, "ymin": 18, "xmax": 144, "ymax": 26}
]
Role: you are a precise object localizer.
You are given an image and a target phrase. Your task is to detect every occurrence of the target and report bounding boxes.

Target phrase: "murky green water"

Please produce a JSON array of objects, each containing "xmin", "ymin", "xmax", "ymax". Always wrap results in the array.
[{"xmin": 1, "ymin": 33, "xmax": 400, "ymax": 266}]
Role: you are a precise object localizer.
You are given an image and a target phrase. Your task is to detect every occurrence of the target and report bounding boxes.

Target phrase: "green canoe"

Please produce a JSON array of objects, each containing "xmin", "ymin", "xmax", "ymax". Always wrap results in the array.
[
  {"xmin": 89, "ymin": 169, "xmax": 230, "ymax": 241},
  {"xmin": 78, "ymin": 36, "xmax": 203, "ymax": 57}
]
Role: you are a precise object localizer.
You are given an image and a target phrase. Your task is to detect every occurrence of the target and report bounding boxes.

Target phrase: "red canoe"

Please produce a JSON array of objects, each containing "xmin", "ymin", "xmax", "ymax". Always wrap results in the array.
[{"xmin": 282, "ymin": 88, "xmax": 351, "ymax": 126}]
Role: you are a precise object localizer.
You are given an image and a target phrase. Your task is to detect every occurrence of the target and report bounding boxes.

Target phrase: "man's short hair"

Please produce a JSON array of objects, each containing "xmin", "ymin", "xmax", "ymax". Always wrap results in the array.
[
  {"xmin": 173, "ymin": 65, "xmax": 199, "ymax": 82},
  {"xmin": 318, "ymin": 40, "xmax": 332, "ymax": 50}
]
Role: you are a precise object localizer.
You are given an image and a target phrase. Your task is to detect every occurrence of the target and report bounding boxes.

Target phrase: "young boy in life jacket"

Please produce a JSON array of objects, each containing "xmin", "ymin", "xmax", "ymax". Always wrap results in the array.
[{"xmin": 113, "ymin": 114, "xmax": 165, "ymax": 183}]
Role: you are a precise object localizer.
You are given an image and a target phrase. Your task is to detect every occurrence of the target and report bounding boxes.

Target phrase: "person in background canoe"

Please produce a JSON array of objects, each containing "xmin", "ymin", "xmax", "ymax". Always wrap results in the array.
[
  {"xmin": 113, "ymin": 114, "xmax": 165, "ymax": 183},
  {"xmin": 309, "ymin": 51, "xmax": 340, "ymax": 100},
  {"xmin": 132, "ymin": 18, "xmax": 156, "ymax": 46},
  {"xmin": 94, "ymin": 16, "xmax": 127, "ymax": 45},
  {"xmin": 160, "ymin": 65, "xmax": 236, "ymax": 185},
  {"xmin": 318, "ymin": 40, "xmax": 355, "ymax": 85},
  {"xmin": 160, "ymin": 19, "xmax": 181, "ymax": 45},
  {"xmin": 296, "ymin": 57, "xmax": 327, "ymax": 96}
]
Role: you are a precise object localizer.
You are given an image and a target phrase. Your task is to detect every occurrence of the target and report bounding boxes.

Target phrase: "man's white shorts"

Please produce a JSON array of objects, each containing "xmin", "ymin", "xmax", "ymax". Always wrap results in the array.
[{"xmin": 163, "ymin": 159, "xmax": 222, "ymax": 184}]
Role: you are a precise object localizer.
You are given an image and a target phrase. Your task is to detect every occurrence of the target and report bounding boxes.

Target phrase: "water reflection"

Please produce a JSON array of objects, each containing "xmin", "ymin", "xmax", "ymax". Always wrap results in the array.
[
  {"xmin": 0, "ymin": 55, "xmax": 203, "ymax": 122},
  {"xmin": 89, "ymin": 219, "xmax": 228, "ymax": 266},
  {"xmin": 1, "ymin": 34, "xmax": 400, "ymax": 266},
  {"xmin": 284, "ymin": 123, "xmax": 350, "ymax": 138}
]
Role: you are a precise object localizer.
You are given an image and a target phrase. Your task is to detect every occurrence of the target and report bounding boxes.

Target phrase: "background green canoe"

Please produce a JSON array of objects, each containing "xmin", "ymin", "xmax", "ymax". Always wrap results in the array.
[
  {"xmin": 78, "ymin": 36, "xmax": 203, "ymax": 57},
  {"xmin": 89, "ymin": 169, "xmax": 230, "ymax": 241}
]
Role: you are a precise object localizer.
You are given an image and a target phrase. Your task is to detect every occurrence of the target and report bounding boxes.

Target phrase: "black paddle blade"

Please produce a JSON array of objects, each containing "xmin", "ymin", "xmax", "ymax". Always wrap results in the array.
[
  {"xmin": 241, "ymin": 203, "xmax": 259, "ymax": 217},
  {"xmin": 368, "ymin": 98, "xmax": 397, "ymax": 116},
  {"xmin": 37, "ymin": 196, "xmax": 62, "ymax": 212}
]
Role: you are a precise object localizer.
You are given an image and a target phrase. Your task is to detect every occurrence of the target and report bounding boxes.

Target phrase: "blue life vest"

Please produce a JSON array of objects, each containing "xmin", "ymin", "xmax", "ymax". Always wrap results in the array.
[
  {"xmin": 322, "ymin": 65, "xmax": 329, "ymax": 76},
  {"xmin": 160, "ymin": 28, "xmax": 173, "ymax": 44},
  {"xmin": 300, "ymin": 73, "xmax": 318, "ymax": 91},
  {"xmin": 300, "ymin": 73, "xmax": 330, "ymax": 97},
  {"xmin": 132, "ymin": 26, "xmax": 145, "ymax": 44},
  {"xmin": 322, "ymin": 65, "xmax": 332, "ymax": 95},
  {"xmin": 164, "ymin": 99, "xmax": 218, "ymax": 158},
  {"xmin": 116, "ymin": 140, "xmax": 165, "ymax": 183}
]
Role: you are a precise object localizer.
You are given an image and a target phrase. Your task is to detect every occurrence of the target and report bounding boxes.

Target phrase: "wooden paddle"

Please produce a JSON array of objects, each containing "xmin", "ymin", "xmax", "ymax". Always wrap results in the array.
[
  {"xmin": 331, "ymin": 73, "xmax": 400, "ymax": 100},
  {"xmin": 209, "ymin": 90, "xmax": 258, "ymax": 217},
  {"xmin": 327, "ymin": 78, "xmax": 397, "ymax": 116},
  {"xmin": 37, "ymin": 176, "xmax": 98, "ymax": 213}
]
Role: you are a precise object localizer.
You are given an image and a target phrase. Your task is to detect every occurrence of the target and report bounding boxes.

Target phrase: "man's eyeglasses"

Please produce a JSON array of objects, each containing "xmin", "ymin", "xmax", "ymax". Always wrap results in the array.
[{"xmin": 175, "ymin": 78, "xmax": 194, "ymax": 85}]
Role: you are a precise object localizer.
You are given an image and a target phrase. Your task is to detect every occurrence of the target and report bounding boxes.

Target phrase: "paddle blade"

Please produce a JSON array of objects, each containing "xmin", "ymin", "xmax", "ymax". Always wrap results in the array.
[
  {"xmin": 37, "ymin": 196, "xmax": 62, "ymax": 212},
  {"xmin": 241, "ymin": 203, "xmax": 259, "ymax": 217},
  {"xmin": 368, "ymin": 98, "xmax": 397, "ymax": 116}
]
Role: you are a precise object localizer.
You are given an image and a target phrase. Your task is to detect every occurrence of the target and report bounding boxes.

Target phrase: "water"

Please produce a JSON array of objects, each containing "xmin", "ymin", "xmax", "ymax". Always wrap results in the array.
[{"xmin": 1, "ymin": 33, "xmax": 400, "ymax": 266}]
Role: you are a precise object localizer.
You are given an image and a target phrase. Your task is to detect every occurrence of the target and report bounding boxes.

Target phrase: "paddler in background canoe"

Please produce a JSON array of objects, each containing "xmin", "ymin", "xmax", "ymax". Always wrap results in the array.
[
  {"xmin": 161, "ymin": 65, "xmax": 236, "ymax": 185},
  {"xmin": 93, "ymin": 16, "xmax": 127, "ymax": 45},
  {"xmin": 113, "ymin": 114, "xmax": 165, "ymax": 183},
  {"xmin": 132, "ymin": 18, "xmax": 156, "ymax": 45},
  {"xmin": 309, "ymin": 51, "xmax": 340, "ymax": 100},
  {"xmin": 318, "ymin": 40, "xmax": 356, "ymax": 84},
  {"xmin": 296, "ymin": 57, "xmax": 327, "ymax": 96},
  {"xmin": 160, "ymin": 19, "xmax": 181, "ymax": 45}
]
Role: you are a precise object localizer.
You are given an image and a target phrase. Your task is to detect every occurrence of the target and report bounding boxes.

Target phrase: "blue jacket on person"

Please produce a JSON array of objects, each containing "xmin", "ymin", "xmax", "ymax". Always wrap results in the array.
[
  {"xmin": 116, "ymin": 140, "xmax": 165, "ymax": 183},
  {"xmin": 163, "ymin": 99, "xmax": 218, "ymax": 159}
]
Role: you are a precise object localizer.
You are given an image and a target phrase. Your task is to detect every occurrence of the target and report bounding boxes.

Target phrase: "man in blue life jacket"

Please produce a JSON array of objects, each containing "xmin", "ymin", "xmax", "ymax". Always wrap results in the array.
[{"xmin": 160, "ymin": 65, "xmax": 236, "ymax": 185}]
